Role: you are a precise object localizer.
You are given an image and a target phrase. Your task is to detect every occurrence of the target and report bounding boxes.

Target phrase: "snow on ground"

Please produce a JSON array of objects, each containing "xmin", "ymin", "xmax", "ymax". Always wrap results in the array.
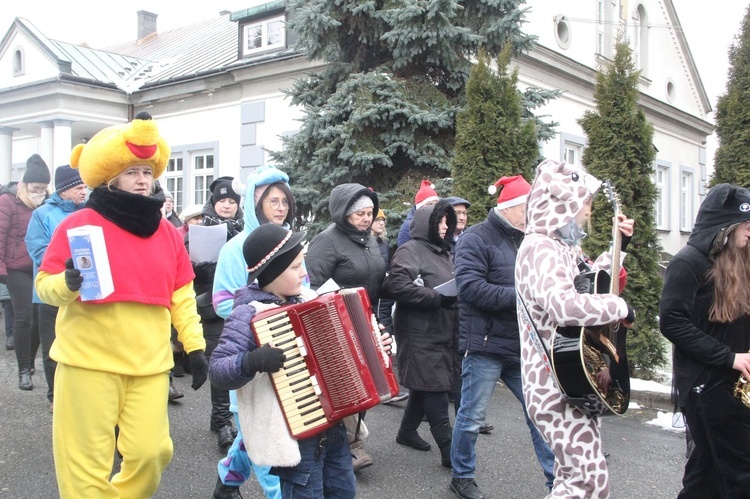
[
  {"xmin": 630, "ymin": 377, "xmax": 685, "ymax": 432},
  {"xmin": 630, "ymin": 377, "xmax": 671, "ymax": 394}
]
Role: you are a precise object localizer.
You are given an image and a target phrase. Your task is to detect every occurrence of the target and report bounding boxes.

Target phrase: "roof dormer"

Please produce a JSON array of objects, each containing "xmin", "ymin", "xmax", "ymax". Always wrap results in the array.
[{"xmin": 232, "ymin": 1, "xmax": 294, "ymax": 59}]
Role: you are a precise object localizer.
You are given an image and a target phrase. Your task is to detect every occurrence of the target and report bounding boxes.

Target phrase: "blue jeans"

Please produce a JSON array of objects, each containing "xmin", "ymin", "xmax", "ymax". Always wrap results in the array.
[
  {"xmin": 451, "ymin": 352, "xmax": 554, "ymax": 489},
  {"xmin": 271, "ymin": 422, "xmax": 356, "ymax": 499}
]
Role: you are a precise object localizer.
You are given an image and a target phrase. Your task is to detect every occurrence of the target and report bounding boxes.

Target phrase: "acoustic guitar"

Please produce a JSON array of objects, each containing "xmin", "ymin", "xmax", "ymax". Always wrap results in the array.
[{"xmin": 550, "ymin": 180, "xmax": 630, "ymax": 417}]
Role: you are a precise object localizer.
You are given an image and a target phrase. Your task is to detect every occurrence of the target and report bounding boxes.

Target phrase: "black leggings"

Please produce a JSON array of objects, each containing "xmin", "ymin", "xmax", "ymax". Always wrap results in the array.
[
  {"xmin": 7, "ymin": 269, "xmax": 39, "ymax": 372},
  {"xmin": 404, "ymin": 390, "xmax": 450, "ymax": 427}
]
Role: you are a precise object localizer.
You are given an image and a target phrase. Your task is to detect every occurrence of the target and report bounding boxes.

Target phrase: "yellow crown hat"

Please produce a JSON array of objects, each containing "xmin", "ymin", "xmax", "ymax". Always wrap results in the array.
[{"xmin": 70, "ymin": 111, "xmax": 170, "ymax": 188}]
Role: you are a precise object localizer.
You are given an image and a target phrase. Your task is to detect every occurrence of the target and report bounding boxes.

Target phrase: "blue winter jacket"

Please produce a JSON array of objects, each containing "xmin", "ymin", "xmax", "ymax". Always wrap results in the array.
[
  {"xmin": 25, "ymin": 192, "xmax": 84, "ymax": 303},
  {"xmin": 396, "ymin": 207, "xmax": 415, "ymax": 247},
  {"xmin": 453, "ymin": 208, "xmax": 524, "ymax": 358}
]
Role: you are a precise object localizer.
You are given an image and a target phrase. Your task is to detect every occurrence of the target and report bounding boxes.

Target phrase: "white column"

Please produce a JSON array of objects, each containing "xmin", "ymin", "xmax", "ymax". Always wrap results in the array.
[
  {"xmin": 0, "ymin": 126, "xmax": 17, "ymax": 184},
  {"xmin": 39, "ymin": 121, "xmax": 54, "ymax": 172},
  {"xmin": 53, "ymin": 119, "xmax": 75, "ymax": 168}
]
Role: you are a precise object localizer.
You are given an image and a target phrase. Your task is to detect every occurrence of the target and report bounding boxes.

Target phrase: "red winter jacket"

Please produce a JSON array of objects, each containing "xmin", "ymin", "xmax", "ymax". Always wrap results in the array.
[{"xmin": 0, "ymin": 191, "xmax": 35, "ymax": 275}]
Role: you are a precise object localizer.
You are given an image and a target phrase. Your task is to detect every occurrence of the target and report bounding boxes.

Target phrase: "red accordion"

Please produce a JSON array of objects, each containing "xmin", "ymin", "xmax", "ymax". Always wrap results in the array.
[{"xmin": 251, "ymin": 288, "xmax": 400, "ymax": 439}]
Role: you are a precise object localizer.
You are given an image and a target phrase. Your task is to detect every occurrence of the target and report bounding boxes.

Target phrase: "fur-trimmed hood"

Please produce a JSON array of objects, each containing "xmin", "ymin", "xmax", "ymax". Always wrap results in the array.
[{"xmin": 410, "ymin": 199, "xmax": 457, "ymax": 251}]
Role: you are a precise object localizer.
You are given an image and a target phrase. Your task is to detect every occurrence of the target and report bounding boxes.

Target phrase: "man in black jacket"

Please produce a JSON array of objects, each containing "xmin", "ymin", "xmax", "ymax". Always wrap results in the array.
[{"xmin": 449, "ymin": 176, "xmax": 554, "ymax": 499}]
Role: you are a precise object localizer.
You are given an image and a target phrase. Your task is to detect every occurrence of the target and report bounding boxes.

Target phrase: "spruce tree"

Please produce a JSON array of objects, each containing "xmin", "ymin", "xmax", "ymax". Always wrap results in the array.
[
  {"xmin": 271, "ymin": 0, "xmax": 542, "ymax": 236},
  {"xmin": 578, "ymin": 41, "xmax": 665, "ymax": 375},
  {"xmin": 451, "ymin": 46, "xmax": 538, "ymax": 226},
  {"xmin": 712, "ymin": 6, "xmax": 750, "ymax": 187}
]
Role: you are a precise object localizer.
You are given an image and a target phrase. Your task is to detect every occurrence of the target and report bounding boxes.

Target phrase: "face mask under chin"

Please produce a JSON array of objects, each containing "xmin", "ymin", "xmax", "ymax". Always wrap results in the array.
[{"xmin": 556, "ymin": 219, "xmax": 587, "ymax": 246}]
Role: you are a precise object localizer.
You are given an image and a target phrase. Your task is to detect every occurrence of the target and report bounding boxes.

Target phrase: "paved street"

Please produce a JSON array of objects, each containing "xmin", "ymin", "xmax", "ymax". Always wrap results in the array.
[{"xmin": 0, "ymin": 317, "xmax": 686, "ymax": 498}]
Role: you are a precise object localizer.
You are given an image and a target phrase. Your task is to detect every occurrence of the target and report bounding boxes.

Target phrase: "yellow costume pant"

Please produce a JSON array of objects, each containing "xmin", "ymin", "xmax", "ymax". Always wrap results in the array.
[{"xmin": 53, "ymin": 364, "xmax": 173, "ymax": 498}]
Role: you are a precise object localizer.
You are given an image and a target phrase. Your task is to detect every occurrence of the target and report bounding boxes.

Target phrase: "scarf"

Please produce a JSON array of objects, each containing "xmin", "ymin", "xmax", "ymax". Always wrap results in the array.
[{"xmin": 87, "ymin": 187, "xmax": 164, "ymax": 237}]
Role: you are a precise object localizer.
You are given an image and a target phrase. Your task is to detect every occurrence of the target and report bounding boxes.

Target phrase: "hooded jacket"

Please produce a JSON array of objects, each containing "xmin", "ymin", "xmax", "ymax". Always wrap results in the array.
[
  {"xmin": 660, "ymin": 183, "xmax": 750, "ymax": 407},
  {"xmin": 515, "ymin": 160, "xmax": 629, "ymax": 364},
  {"xmin": 453, "ymin": 207, "xmax": 525, "ymax": 358},
  {"xmin": 385, "ymin": 200, "xmax": 457, "ymax": 391},
  {"xmin": 0, "ymin": 183, "xmax": 36, "ymax": 275},
  {"xmin": 25, "ymin": 191, "xmax": 85, "ymax": 303},
  {"xmin": 306, "ymin": 183, "xmax": 385, "ymax": 306},
  {"xmin": 212, "ymin": 166, "xmax": 290, "ymax": 319}
]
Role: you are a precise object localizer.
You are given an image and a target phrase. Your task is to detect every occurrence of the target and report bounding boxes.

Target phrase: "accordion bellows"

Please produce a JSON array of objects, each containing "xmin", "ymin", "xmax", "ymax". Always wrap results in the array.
[{"xmin": 250, "ymin": 288, "xmax": 399, "ymax": 439}]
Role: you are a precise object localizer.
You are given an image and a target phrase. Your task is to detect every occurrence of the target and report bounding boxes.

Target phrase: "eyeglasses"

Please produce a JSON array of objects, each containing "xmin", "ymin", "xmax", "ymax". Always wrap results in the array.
[
  {"xmin": 454, "ymin": 210, "xmax": 467, "ymax": 217},
  {"xmin": 375, "ymin": 217, "xmax": 386, "ymax": 222},
  {"xmin": 265, "ymin": 198, "xmax": 289, "ymax": 210}
]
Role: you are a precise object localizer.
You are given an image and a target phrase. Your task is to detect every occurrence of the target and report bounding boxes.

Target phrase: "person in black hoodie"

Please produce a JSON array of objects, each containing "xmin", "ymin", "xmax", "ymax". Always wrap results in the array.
[
  {"xmin": 306, "ymin": 183, "xmax": 386, "ymax": 472},
  {"xmin": 385, "ymin": 200, "xmax": 457, "ymax": 468},
  {"xmin": 660, "ymin": 183, "xmax": 750, "ymax": 497}
]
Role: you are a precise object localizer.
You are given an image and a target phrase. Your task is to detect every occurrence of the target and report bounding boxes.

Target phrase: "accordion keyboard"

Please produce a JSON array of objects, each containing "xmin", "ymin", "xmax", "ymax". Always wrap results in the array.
[{"xmin": 252, "ymin": 312, "xmax": 328, "ymax": 437}]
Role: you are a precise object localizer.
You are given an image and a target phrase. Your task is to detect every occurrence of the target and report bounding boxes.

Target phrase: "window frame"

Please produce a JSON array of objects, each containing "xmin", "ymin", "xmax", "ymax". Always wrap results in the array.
[
  {"xmin": 242, "ymin": 15, "xmax": 286, "ymax": 57},
  {"xmin": 679, "ymin": 166, "xmax": 694, "ymax": 232},
  {"xmin": 654, "ymin": 160, "xmax": 670, "ymax": 231},
  {"xmin": 166, "ymin": 142, "xmax": 219, "ymax": 212}
]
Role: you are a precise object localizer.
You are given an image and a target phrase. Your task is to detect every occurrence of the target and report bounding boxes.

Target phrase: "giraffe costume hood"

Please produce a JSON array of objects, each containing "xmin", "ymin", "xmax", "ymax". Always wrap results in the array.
[{"xmin": 525, "ymin": 158, "xmax": 602, "ymax": 238}]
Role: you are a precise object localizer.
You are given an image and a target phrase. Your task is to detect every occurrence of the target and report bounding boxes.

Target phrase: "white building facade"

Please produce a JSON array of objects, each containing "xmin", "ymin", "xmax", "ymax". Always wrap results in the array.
[{"xmin": 0, "ymin": 0, "xmax": 713, "ymax": 257}]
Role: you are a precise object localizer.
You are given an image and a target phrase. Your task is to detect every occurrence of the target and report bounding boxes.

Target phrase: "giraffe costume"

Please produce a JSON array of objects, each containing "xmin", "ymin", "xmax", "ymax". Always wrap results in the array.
[{"xmin": 515, "ymin": 159, "xmax": 631, "ymax": 498}]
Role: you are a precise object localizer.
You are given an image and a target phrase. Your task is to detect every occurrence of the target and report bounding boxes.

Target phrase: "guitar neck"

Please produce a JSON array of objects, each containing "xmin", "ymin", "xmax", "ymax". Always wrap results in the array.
[{"xmin": 610, "ymin": 208, "xmax": 621, "ymax": 296}]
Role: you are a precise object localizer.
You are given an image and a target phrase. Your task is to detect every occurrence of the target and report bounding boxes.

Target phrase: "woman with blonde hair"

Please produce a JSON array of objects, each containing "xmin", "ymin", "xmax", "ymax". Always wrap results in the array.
[{"xmin": 0, "ymin": 154, "xmax": 50, "ymax": 391}]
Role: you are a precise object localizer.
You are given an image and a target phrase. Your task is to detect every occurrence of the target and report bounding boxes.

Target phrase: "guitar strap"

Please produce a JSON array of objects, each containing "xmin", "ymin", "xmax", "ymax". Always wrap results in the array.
[{"xmin": 516, "ymin": 292, "xmax": 556, "ymax": 384}]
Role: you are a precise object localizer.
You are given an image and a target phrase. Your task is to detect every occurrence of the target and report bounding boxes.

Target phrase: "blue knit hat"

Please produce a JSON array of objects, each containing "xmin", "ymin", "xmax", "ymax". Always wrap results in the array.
[{"xmin": 54, "ymin": 165, "xmax": 84, "ymax": 194}]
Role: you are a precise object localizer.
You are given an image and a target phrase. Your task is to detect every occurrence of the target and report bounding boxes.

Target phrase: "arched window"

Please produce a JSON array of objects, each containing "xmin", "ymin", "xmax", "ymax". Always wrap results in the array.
[
  {"xmin": 13, "ymin": 47, "xmax": 25, "ymax": 76},
  {"xmin": 633, "ymin": 5, "xmax": 649, "ymax": 75}
]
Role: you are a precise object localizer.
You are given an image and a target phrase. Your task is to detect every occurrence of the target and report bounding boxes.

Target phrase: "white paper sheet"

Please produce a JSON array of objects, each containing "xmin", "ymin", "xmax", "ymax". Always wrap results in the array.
[
  {"xmin": 188, "ymin": 223, "xmax": 227, "ymax": 262},
  {"xmin": 434, "ymin": 278, "xmax": 456, "ymax": 297}
]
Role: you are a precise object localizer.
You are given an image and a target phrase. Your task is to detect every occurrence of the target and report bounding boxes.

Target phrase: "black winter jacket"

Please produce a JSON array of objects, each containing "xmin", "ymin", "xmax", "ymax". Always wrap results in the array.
[
  {"xmin": 385, "ymin": 201, "xmax": 457, "ymax": 391},
  {"xmin": 306, "ymin": 183, "xmax": 385, "ymax": 306},
  {"xmin": 660, "ymin": 183, "xmax": 750, "ymax": 407},
  {"xmin": 454, "ymin": 208, "xmax": 524, "ymax": 358}
]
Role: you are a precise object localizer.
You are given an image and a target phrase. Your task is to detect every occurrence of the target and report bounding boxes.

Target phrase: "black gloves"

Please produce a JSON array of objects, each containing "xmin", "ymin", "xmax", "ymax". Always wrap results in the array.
[
  {"xmin": 440, "ymin": 295, "xmax": 457, "ymax": 308},
  {"xmin": 241, "ymin": 344, "xmax": 286, "ymax": 376},
  {"xmin": 192, "ymin": 261, "xmax": 217, "ymax": 284},
  {"xmin": 188, "ymin": 350, "xmax": 208, "ymax": 390},
  {"xmin": 64, "ymin": 258, "xmax": 83, "ymax": 291},
  {"xmin": 621, "ymin": 304, "xmax": 636, "ymax": 327}
]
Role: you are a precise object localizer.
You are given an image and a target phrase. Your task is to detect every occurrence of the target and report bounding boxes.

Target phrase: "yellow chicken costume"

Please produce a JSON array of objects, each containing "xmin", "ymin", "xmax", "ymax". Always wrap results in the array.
[{"xmin": 36, "ymin": 112, "xmax": 207, "ymax": 498}]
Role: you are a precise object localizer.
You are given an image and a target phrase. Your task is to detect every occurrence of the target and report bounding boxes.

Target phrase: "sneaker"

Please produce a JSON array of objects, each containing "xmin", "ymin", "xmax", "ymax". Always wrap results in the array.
[
  {"xmin": 168, "ymin": 381, "xmax": 184, "ymax": 402},
  {"xmin": 478, "ymin": 422, "xmax": 494, "ymax": 434},
  {"xmin": 384, "ymin": 390, "xmax": 410, "ymax": 405},
  {"xmin": 450, "ymin": 477, "xmax": 486, "ymax": 499}
]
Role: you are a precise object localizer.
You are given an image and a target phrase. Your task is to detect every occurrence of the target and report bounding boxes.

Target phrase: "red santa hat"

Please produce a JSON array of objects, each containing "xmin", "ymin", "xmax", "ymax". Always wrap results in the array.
[
  {"xmin": 414, "ymin": 179, "xmax": 439, "ymax": 208},
  {"xmin": 489, "ymin": 175, "xmax": 531, "ymax": 210}
]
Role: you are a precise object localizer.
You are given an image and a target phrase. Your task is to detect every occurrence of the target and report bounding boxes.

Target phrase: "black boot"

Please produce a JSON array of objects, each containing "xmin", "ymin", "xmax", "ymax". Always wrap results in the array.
[
  {"xmin": 397, "ymin": 404, "xmax": 431, "ymax": 451},
  {"xmin": 19, "ymin": 368, "xmax": 33, "ymax": 391},
  {"xmin": 213, "ymin": 475, "xmax": 243, "ymax": 499},
  {"xmin": 430, "ymin": 419, "xmax": 453, "ymax": 468}
]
